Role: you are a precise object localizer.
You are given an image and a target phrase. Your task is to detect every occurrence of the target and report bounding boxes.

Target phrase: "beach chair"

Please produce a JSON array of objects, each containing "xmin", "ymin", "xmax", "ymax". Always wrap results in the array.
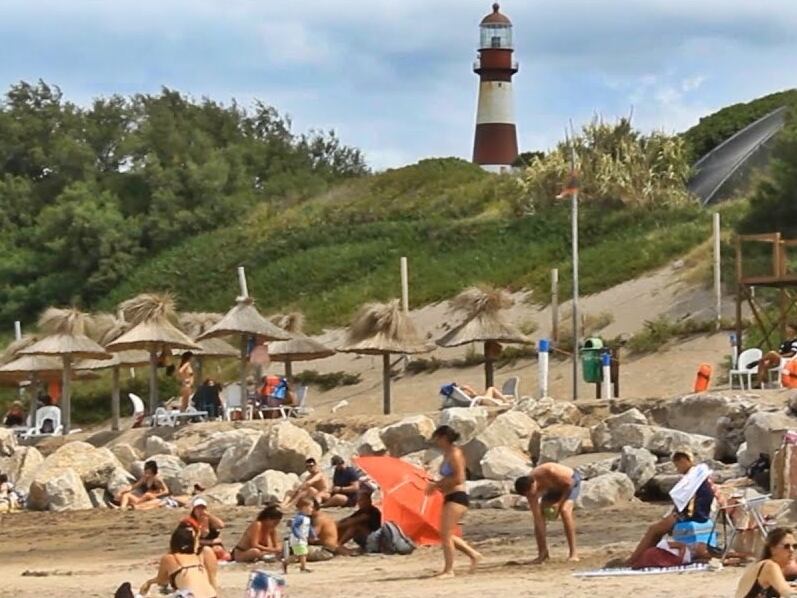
[
  {"xmin": 221, "ymin": 383, "xmax": 250, "ymax": 421},
  {"xmin": 501, "ymin": 376, "xmax": 520, "ymax": 401},
  {"xmin": 152, "ymin": 406, "xmax": 176, "ymax": 427},
  {"xmin": 128, "ymin": 393, "xmax": 146, "ymax": 427},
  {"xmin": 711, "ymin": 489, "xmax": 779, "ymax": 558},
  {"xmin": 448, "ymin": 386, "xmax": 479, "ymax": 408},
  {"xmin": 23, "ymin": 406, "xmax": 63, "ymax": 438},
  {"xmin": 285, "ymin": 386, "xmax": 311, "ymax": 418},
  {"xmin": 729, "ymin": 348, "xmax": 762, "ymax": 390}
]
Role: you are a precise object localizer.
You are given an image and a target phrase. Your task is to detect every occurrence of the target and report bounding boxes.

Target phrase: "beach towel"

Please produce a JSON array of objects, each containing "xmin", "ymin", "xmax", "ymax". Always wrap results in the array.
[
  {"xmin": 573, "ymin": 563, "xmax": 710, "ymax": 578},
  {"xmin": 670, "ymin": 463, "xmax": 712, "ymax": 513}
]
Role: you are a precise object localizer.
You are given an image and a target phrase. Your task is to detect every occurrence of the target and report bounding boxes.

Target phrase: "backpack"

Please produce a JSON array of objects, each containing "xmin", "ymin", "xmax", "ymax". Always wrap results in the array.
[{"xmin": 378, "ymin": 522, "xmax": 416, "ymax": 555}]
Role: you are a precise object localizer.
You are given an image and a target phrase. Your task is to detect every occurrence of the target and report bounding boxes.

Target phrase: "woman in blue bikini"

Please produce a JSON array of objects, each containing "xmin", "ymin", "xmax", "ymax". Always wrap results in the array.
[{"xmin": 426, "ymin": 425, "xmax": 482, "ymax": 578}]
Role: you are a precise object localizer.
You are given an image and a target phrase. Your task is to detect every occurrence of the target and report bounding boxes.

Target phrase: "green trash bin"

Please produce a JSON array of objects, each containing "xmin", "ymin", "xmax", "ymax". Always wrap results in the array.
[{"xmin": 581, "ymin": 337, "xmax": 604, "ymax": 384}]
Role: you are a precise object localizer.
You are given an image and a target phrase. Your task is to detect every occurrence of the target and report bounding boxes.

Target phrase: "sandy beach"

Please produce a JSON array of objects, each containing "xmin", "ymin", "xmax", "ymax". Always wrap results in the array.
[{"xmin": 0, "ymin": 501, "xmax": 744, "ymax": 597}]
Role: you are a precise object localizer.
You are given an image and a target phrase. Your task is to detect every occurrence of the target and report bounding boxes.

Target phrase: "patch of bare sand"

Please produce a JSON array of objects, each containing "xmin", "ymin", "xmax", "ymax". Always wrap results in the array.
[{"xmin": 0, "ymin": 503, "xmax": 741, "ymax": 597}]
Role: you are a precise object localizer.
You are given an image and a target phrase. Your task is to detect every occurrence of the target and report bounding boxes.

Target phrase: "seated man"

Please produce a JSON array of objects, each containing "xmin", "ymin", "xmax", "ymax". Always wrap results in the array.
[
  {"xmin": 323, "ymin": 456, "xmax": 361, "ymax": 508},
  {"xmin": 624, "ymin": 449, "xmax": 713, "ymax": 566},
  {"xmin": 3, "ymin": 400, "xmax": 26, "ymax": 427},
  {"xmin": 284, "ymin": 458, "xmax": 330, "ymax": 508},
  {"xmin": 308, "ymin": 499, "xmax": 339, "ymax": 561},
  {"xmin": 114, "ymin": 460, "xmax": 170, "ymax": 510},
  {"xmin": 336, "ymin": 491, "xmax": 382, "ymax": 555},
  {"xmin": 193, "ymin": 378, "xmax": 223, "ymax": 419},
  {"xmin": 514, "ymin": 462, "xmax": 581, "ymax": 563},
  {"xmin": 756, "ymin": 324, "xmax": 797, "ymax": 387}
]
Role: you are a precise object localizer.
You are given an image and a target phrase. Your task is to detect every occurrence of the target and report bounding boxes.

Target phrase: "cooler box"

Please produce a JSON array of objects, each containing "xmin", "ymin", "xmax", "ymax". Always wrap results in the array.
[{"xmin": 672, "ymin": 520, "xmax": 716, "ymax": 546}]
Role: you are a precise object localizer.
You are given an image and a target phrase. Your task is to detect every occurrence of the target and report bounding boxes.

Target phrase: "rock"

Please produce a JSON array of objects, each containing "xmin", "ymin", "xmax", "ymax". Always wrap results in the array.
[
  {"xmin": 0, "ymin": 427, "xmax": 17, "ymax": 456},
  {"xmin": 737, "ymin": 442, "xmax": 755, "ymax": 470},
  {"xmin": 575, "ymin": 472, "xmax": 635, "ymax": 510},
  {"xmin": 539, "ymin": 436, "xmax": 583, "ymax": 464},
  {"xmin": 110, "ymin": 444, "xmax": 141, "ymax": 472},
  {"xmin": 466, "ymin": 480, "xmax": 512, "ymax": 500},
  {"xmin": 237, "ymin": 470, "xmax": 299, "ymax": 506},
  {"xmin": 106, "ymin": 468, "xmax": 135, "ymax": 496},
  {"xmin": 590, "ymin": 409, "xmax": 649, "ymax": 451},
  {"xmin": 463, "ymin": 411, "xmax": 539, "ymax": 478},
  {"xmin": 480, "ymin": 447, "xmax": 531, "ymax": 481},
  {"xmin": 745, "ymin": 411, "xmax": 797, "ymax": 459},
  {"xmin": 145, "ymin": 436, "xmax": 179, "ymax": 458},
  {"xmin": 129, "ymin": 460, "xmax": 145, "ymax": 479},
  {"xmin": 402, "ymin": 448, "xmax": 443, "ymax": 473},
  {"xmin": 173, "ymin": 463, "xmax": 218, "ymax": 495},
  {"xmin": 1, "ymin": 446, "xmax": 43, "ymax": 492},
  {"xmin": 520, "ymin": 397, "xmax": 582, "ymax": 427},
  {"xmin": 533, "ymin": 424, "xmax": 591, "ymax": 463},
  {"xmin": 648, "ymin": 473, "xmax": 680, "ymax": 496},
  {"xmin": 438, "ymin": 407, "xmax": 489, "ymax": 443},
  {"xmin": 356, "ymin": 427, "xmax": 387, "ymax": 456},
  {"xmin": 606, "ymin": 424, "xmax": 657, "ymax": 451},
  {"xmin": 260, "ymin": 421, "xmax": 322, "ymax": 474},
  {"xmin": 380, "ymin": 415, "xmax": 436, "ymax": 457},
  {"xmin": 482, "ymin": 494, "xmax": 527, "ymax": 510},
  {"xmin": 32, "ymin": 442, "xmax": 125, "ymax": 489},
  {"xmin": 28, "ymin": 468, "xmax": 93, "ymax": 511},
  {"xmin": 312, "ymin": 432, "xmax": 354, "ymax": 463},
  {"xmin": 183, "ymin": 429, "xmax": 261, "ymax": 465},
  {"xmin": 146, "ymin": 455, "xmax": 186, "ymax": 495},
  {"xmin": 568, "ymin": 453, "xmax": 619, "ymax": 480},
  {"xmin": 788, "ymin": 392, "xmax": 797, "ymax": 416},
  {"xmin": 89, "ymin": 487, "xmax": 109, "ymax": 509},
  {"xmin": 204, "ymin": 483, "xmax": 244, "ymax": 506},
  {"xmin": 619, "ymin": 447, "xmax": 657, "ymax": 491},
  {"xmin": 216, "ymin": 433, "xmax": 264, "ymax": 483}
]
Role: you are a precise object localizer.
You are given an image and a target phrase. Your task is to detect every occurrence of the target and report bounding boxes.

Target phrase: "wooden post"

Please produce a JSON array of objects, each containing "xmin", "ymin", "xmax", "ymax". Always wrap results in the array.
[
  {"xmin": 735, "ymin": 236, "xmax": 744, "ymax": 349},
  {"xmin": 62, "ymin": 355, "xmax": 72, "ymax": 434},
  {"xmin": 382, "ymin": 353, "xmax": 392, "ymax": 415},
  {"xmin": 111, "ymin": 365, "xmax": 120, "ymax": 432},
  {"xmin": 148, "ymin": 349, "xmax": 158, "ymax": 416},
  {"xmin": 285, "ymin": 359, "xmax": 293, "ymax": 382},
  {"xmin": 237, "ymin": 266, "xmax": 249, "ymax": 298},
  {"xmin": 400, "ymin": 257, "xmax": 409, "ymax": 313},
  {"xmin": 713, "ymin": 213, "xmax": 722, "ymax": 331},
  {"xmin": 240, "ymin": 337, "xmax": 248, "ymax": 416},
  {"xmin": 484, "ymin": 341, "xmax": 495, "ymax": 389},
  {"xmin": 28, "ymin": 373, "xmax": 38, "ymax": 426},
  {"xmin": 551, "ymin": 269, "xmax": 559, "ymax": 343}
]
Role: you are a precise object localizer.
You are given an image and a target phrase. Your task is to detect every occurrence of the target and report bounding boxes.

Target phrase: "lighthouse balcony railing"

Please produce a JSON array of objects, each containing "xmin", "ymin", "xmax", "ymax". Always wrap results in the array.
[{"xmin": 473, "ymin": 58, "xmax": 519, "ymax": 71}]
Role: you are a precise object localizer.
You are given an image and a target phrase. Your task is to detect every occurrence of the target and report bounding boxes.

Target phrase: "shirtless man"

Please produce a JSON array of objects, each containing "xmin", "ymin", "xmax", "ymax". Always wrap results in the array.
[
  {"xmin": 336, "ymin": 491, "xmax": 382, "ymax": 556},
  {"xmin": 514, "ymin": 462, "xmax": 582, "ymax": 563},
  {"xmin": 284, "ymin": 458, "xmax": 331, "ymax": 508},
  {"xmin": 308, "ymin": 500, "xmax": 339, "ymax": 561},
  {"xmin": 115, "ymin": 460, "xmax": 170, "ymax": 510}
]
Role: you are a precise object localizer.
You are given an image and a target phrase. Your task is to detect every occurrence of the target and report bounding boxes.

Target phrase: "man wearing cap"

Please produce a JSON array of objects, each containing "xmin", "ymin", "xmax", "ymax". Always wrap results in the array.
[
  {"xmin": 624, "ymin": 449, "xmax": 714, "ymax": 566},
  {"xmin": 323, "ymin": 456, "xmax": 361, "ymax": 508}
]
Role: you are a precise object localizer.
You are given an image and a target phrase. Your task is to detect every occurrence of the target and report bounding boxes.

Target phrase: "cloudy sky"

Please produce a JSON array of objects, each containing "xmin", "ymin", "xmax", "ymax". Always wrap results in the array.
[{"xmin": 2, "ymin": 0, "xmax": 796, "ymax": 169}]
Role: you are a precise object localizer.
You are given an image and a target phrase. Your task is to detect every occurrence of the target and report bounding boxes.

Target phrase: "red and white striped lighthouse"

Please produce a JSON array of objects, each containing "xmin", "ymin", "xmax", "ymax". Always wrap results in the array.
[{"xmin": 472, "ymin": 3, "xmax": 519, "ymax": 172}]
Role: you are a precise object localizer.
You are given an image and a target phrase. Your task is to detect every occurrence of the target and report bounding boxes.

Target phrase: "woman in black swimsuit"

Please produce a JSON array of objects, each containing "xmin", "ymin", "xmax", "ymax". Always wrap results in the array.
[
  {"xmin": 426, "ymin": 425, "xmax": 482, "ymax": 578},
  {"xmin": 140, "ymin": 524, "xmax": 218, "ymax": 598},
  {"xmin": 736, "ymin": 528, "xmax": 797, "ymax": 598}
]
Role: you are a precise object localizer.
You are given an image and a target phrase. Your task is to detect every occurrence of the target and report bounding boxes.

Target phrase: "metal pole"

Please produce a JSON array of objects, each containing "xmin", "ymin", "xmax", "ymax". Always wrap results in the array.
[
  {"xmin": 237, "ymin": 266, "xmax": 249, "ymax": 298},
  {"xmin": 400, "ymin": 257, "xmax": 409, "ymax": 313},
  {"xmin": 62, "ymin": 355, "xmax": 72, "ymax": 434},
  {"xmin": 382, "ymin": 353, "xmax": 392, "ymax": 415},
  {"xmin": 551, "ymin": 269, "xmax": 559, "ymax": 343},
  {"xmin": 14, "ymin": 321, "xmax": 24, "ymax": 402},
  {"xmin": 538, "ymin": 339, "xmax": 550, "ymax": 398},
  {"xmin": 571, "ymin": 146, "xmax": 580, "ymax": 401},
  {"xmin": 148, "ymin": 350, "xmax": 159, "ymax": 415},
  {"xmin": 111, "ymin": 364, "xmax": 120, "ymax": 432},
  {"xmin": 240, "ymin": 337, "xmax": 248, "ymax": 417},
  {"xmin": 601, "ymin": 352, "xmax": 612, "ymax": 401},
  {"xmin": 713, "ymin": 212, "xmax": 722, "ymax": 331}
]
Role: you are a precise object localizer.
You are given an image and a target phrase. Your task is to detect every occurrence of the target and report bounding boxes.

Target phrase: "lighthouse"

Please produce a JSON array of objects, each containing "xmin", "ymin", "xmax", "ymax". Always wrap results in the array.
[{"xmin": 472, "ymin": 3, "xmax": 519, "ymax": 172}]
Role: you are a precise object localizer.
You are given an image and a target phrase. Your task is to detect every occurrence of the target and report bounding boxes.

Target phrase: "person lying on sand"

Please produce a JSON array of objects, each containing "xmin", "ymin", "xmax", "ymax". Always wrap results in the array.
[
  {"xmin": 283, "ymin": 457, "xmax": 331, "ymax": 508},
  {"xmin": 736, "ymin": 527, "xmax": 797, "ymax": 598},
  {"xmin": 336, "ymin": 490, "xmax": 382, "ymax": 556},
  {"xmin": 309, "ymin": 499, "xmax": 338, "ymax": 561},
  {"xmin": 458, "ymin": 383, "xmax": 510, "ymax": 406},
  {"xmin": 231, "ymin": 505, "xmax": 284, "ymax": 563},
  {"xmin": 514, "ymin": 462, "xmax": 581, "ymax": 563},
  {"xmin": 115, "ymin": 460, "xmax": 170, "ymax": 510},
  {"xmin": 140, "ymin": 524, "xmax": 218, "ymax": 598}
]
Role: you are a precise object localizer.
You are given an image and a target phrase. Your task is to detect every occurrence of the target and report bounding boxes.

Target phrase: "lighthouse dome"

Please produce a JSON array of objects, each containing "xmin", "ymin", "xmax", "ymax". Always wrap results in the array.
[
  {"xmin": 479, "ymin": 3, "xmax": 512, "ymax": 49},
  {"xmin": 480, "ymin": 3, "xmax": 512, "ymax": 26}
]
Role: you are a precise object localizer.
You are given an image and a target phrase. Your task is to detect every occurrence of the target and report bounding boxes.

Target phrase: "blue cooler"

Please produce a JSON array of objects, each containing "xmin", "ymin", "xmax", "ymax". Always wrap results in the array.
[{"xmin": 672, "ymin": 520, "xmax": 716, "ymax": 546}]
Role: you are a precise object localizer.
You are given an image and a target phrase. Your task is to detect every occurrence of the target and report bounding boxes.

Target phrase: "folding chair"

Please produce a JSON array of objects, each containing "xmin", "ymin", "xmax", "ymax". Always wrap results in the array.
[{"xmin": 711, "ymin": 489, "xmax": 780, "ymax": 558}]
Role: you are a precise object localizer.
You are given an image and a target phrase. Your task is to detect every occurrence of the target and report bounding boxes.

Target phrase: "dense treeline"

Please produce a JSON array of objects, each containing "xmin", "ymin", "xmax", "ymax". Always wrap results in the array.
[{"xmin": 0, "ymin": 81, "xmax": 367, "ymax": 326}]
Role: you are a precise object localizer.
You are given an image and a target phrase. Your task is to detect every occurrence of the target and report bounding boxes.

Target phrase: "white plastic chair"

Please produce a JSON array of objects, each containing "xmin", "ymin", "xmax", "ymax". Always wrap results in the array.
[
  {"xmin": 285, "ymin": 386, "xmax": 311, "ymax": 418},
  {"xmin": 152, "ymin": 407, "xmax": 175, "ymax": 427},
  {"xmin": 23, "ymin": 406, "xmax": 63, "ymax": 438},
  {"xmin": 448, "ymin": 386, "xmax": 479, "ymax": 408},
  {"xmin": 128, "ymin": 393, "xmax": 146, "ymax": 426},
  {"xmin": 501, "ymin": 376, "xmax": 520, "ymax": 401},
  {"xmin": 730, "ymin": 348, "xmax": 763, "ymax": 390},
  {"xmin": 221, "ymin": 383, "xmax": 249, "ymax": 421}
]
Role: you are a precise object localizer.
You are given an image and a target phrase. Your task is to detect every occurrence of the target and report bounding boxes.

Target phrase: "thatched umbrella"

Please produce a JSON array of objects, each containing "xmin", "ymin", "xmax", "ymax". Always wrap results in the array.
[
  {"xmin": 19, "ymin": 308, "xmax": 110, "ymax": 434},
  {"xmin": 197, "ymin": 296, "xmax": 290, "ymax": 410},
  {"xmin": 268, "ymin": 312, "xmax": 335, "ymax": 380},
  {"xmin": 178, "ymin": 312, "xmax": 239, "ymax": 381},
  {"xmin": 105, "ymin": 294, "xmax": 200, "ymax": 414},
  {"xmin": 436, "ymin": 286, "xmax": 532, "ymax": 389},
  {"xmin": 338, "ymin": 299, "xmax": 433, "ymax": 415}
]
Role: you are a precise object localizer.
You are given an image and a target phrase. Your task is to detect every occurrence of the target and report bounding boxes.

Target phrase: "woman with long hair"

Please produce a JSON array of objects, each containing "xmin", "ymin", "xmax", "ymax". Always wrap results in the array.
[
  {"xmin": 232, "ymin": 504, "xmax": 284, "ymax": 562},
  {"xmin": 140, "ymin": 524, "xmax": 218, "ymax": 598},
  {"xmin": 425, "ymin": 425, "xmax": 482, "ymax": 578},
  {"xmin": 177, "ymin": 351, "xmax": 195, "ymax": 411},
  {"xmin": 736, "ymin": 527, "xmax": 797, "ymax": 597}
]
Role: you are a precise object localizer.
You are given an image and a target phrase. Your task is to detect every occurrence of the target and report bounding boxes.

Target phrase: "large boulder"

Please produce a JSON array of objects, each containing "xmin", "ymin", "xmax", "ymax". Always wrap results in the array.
[
  {"xmin": 402, "ymin": 448, "xmax": 443, "ymax": 473},
  {"xmin": 576, "ymin": 472, "xmax": 635, "ymax": 510},
  {"xmin": 173, "ymin": 463, "xmax": 218, "ymax": 495},
  {"xmin": 216, "ymin": 432, "xmax": 265, "ymax": 483},
  {"xmin": 568, "ymin": 453, "xmax": 620, "ymax": 480},
  {"xmin": 533, "ymin": 424, "xmax": 592, "ymax": 463},
  {"xmin": 539, "ymin": 436, "xmax": 583, "ymax": 464},
  {"xmin": 312, "ymin": 432, "xmax": 355, "ymax": 463},
  {"xmin": 745, "ymin": 411, "xmax": 797, "ymax": 459},
  {"xmin": 356, "ymin": 428, "xmax": 387, "ymax": 456},
  {"xmin": 0, "ymin": 427, "xmax": 17, "ymax": 456},
  {"xmin": 0, "ymin": 446, "xmax": 44, "ymax": 491},
  {"xmin": 183, "ymin": 429, "xmax": 261, "ymax": 465},
  {"xmin": 463, "ymin": 411, "xmax": 539, "ymax": 477},
  {"xmin": 145, "ymin": 455, "xmax": 186, "ymax": 494},
  {"xmin": 110, "ymin": 444, "xmax": 141, "ymax": 473},
  {"xmin": 380, "ymin": 415, "xmax": 436, "ymax": 457},
  {"xmin": 28, "ymin": 468, "xmax": 93, "ymax": 511},
  {"xmin": 33, "ymin": 442, "xmax": 125, "ymax": 489},
  {"xmin": 737, "ymin": 442, "xmax": 755, "ymax": 469},
  {"xmin": 204, "ymin": 483, "xmax": 244, "ymax": 506},
  {"xmin": 519, "ymin": 397, "xmax": 581, "ymax": 427},
  {"xmin": 646, "ymin": 428, "xmax": 716, "ymax": 461},
  {"xmin": 590, "ymin": 409, "xmax": 649, "ymax": 451},
  {"xmin": 466, "ymin": 479, "xmax": 512, "ymax": 500},
  {"xmin": 481, "ymin": 494, "xmax": 527, "ymax": 510},
  {"xmin": 438, "ymin": 407, "xmax": 489, "ymax": 443},
  {"xmin": 237, "ymin": 470, "xmax": 299, "ymax": 506},
  {"xmin": 619, "ymin": 446, "xmax": 657, "ymax": 491},
  {"xmin": 480, "ymin": 447, "xmax": 531, "ymax": 481},
  {"xmin": 145, "ymin": 436, "xmax": 179, "ymax": 458},
  {"xmin": 106, "ymin": 468, "xmax": 135, "ymax": 496},
  {"xmin": 260, "ymin": 421, "xmax": 322, "ymax": 474}
]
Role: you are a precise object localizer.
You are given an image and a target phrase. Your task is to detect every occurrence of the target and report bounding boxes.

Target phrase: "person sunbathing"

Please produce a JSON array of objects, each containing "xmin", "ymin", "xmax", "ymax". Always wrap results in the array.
[
  {"xmin": 182, "ymin": 497, "xmax": 227, "ymax": 560},
  {"xmin": 458, "ymin": 383, "xmax": 510, "ymax": 406},
  {"xmin": 115, "ymin": 460, "xmax": 170, "ymax": 510},
  {"xmin": 140, "ymin": 524, "xmax": 218, "ymax": 598},
  {"xmin": 309, "ymin": 499, "xmax": 339, "ymax": 561},
  {"xmin": 232, "ymin": 505, "xmax": 284, "ymax": 562},
  {"xmin": 283, "ymin": 457, "xmax": 331, "ymax": 508},
  {"xmin": 736, "ymin": 527, "xmax": 797, "ymax": 598},
  {"xmin": 336, "ymin": 490, "xmax": 382, "ymax": 555}
]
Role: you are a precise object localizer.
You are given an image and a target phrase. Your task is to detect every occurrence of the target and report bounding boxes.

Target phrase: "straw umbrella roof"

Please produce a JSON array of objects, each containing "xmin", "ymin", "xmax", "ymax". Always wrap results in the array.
[
  {"xmin": 77, "ymin": 350, "xmax": 152, "ymax": 371},
  {"xmin": 268, "ymin": 313, "xmax": 335, "ymax": 362},
  {"xmin": 0, "ymin": 354, "xmax": 66, "ymax": 382},
  {"xmin": 20, "ymin": 308, "xmax": 110, "ymax": 360},
  {"xmin": 175, "ymin": 312, "xmax": 240, "ymax": 358},
  {"xmin": 105, "ymin": 294, "xmax": 200, "ymax": 353},
  {"xmin": 436, "ymin": 286, "xmax": 532, "ymax": 348},
  {"xmin": 196, "ymin": 297, "xmax": 290, "ymax": 342},
  {"xmin": 338, "ymin": 300, "xmax": 434, "ymax": 356},
  {"xmin": 1, "ymin": 335, "xmax": 37, "ymax": 366}
]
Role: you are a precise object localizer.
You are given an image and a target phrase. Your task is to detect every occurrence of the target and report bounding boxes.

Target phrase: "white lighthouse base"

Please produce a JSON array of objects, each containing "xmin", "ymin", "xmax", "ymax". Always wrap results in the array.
[{"xmin": 479, "ymin": 164, "xmax": 516, "ymax": 174}]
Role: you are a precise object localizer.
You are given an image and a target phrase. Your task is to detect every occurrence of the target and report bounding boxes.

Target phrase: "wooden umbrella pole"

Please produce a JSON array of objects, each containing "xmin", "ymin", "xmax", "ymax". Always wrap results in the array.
[
  {"xmin": 63, "ymin": 355, "xmax": 72, "ymax": 435},
  {"xmin": 111, "ymin": 364, "xmax": 121, "ymax": 432},
  {"xmin": 285, "ymin": 359, "xmax": 293, "ymax": 382},
  {"xmin": 148, "ymin": 349, "xmax": 159, "ymax": 415},
  {"xmin": 28, "ymin": 373, "xmax": 39, "ymax": 426},
  {"xmin": 382, "ymin": 353, "xmax": 392, "ymax": 415},
  {"xmin": 240, "ymin": 337, "xmax": 248, "ymax": 414},
  {"xmin": 484, "ymin": 342, "xmax": 495, "ymax": 389}
]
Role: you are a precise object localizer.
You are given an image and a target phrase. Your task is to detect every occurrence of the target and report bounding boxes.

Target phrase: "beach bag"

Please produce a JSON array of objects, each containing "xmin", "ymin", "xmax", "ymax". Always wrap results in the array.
[
  {"xmin": 748, "ymin": 454, "xmax": 771, "ymax": 489},
  {"xmin": 378, "ymin": 522, "xmax": 416, "ymax": 555},
  {"xmin": 245, "ymin": 570, "xmax": 286, "ymax": 598},
  {"xmin": 439, "ymin": 383, "xmax": 456, "ymax": 398},
  {"xmin": 272, "ymin": 379, "xmax": 288, "ymax": 401}
]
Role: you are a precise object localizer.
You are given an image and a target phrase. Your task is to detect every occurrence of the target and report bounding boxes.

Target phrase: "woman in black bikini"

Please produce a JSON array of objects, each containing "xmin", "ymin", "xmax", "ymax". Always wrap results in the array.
[
  {"xmin": 140, "ymin": 524, "xmax": 218, "ymax": 598},
  {"xmin": 426, "ymin": 425, "xmax": 482, "ymax": 578},
  {"xmin": 736, "ymin": 528, "xmax": 797, "ymax": 598}
]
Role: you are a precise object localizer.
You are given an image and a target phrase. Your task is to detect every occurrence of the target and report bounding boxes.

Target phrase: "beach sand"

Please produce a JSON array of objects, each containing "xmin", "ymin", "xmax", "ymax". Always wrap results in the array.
[{"xmin": 0, "ymin": 502, "xmax": 743, "ymax": 597}]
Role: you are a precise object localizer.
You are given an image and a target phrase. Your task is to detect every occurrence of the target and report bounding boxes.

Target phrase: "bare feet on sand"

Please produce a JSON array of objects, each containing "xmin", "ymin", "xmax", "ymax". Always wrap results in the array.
[
  {"xmin": 567, "ymin": 555, "xmax": 580, "ymax": 563},
  {"xmin": 432, "ymin": 571, "xmax": 456, "ymax": 579},
  {"xmin": 469, "ymin": 552, "xmax": 483, "ymax": 573},
  {"xmin": 530, "ymin": 553, "xmax": 550, "ymax": 565}
]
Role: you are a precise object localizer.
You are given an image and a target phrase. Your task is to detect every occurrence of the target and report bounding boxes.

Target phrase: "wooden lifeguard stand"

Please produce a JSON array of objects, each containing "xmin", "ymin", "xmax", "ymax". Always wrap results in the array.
[{"xmin": 735, "ymin": 233, "xmax": 797, "ymax": 349}]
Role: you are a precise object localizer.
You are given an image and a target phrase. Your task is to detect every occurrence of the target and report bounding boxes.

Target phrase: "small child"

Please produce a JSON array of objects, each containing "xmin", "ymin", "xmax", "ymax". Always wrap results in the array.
[{"xmin": 283, "ymin": 497, "xmax": 315, "ymax": 573}]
